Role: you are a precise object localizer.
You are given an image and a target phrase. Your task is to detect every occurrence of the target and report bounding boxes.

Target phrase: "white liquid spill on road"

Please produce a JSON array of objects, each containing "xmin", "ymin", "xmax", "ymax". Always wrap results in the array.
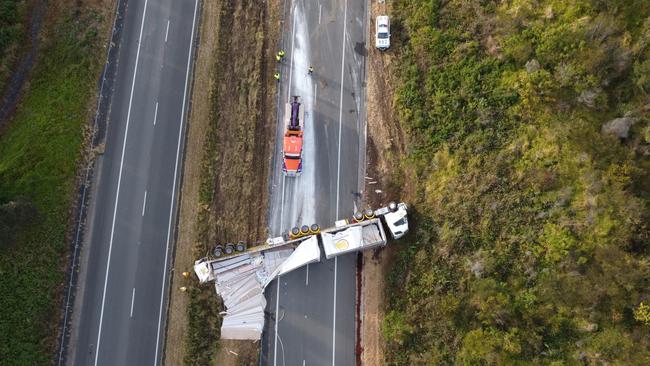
[{"xmin": 287, "ymin": 5, "xmax": 316, "ymax": 227}]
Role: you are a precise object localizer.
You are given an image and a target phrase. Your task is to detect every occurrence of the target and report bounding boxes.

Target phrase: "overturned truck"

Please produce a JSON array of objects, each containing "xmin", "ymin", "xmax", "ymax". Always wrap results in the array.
[{"xmin": 193, "ymin": 202, "xmax": 409, "ymax": 340}]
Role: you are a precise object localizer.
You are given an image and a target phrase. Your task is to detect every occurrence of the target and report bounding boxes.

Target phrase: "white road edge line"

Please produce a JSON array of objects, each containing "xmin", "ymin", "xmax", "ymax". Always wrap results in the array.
[
  {"xmin": 279, "ymin": 176, "xmax": 285, "ymax": 233},
  {"xmin": 287, "ymin": 10, "xmax": 297, "ymax": 100},
  {"xmin": 165, "ymin": 20, "xmax": 170, "ymax": 43},
  {"xmin": 279, "ymin": 5, "xmax": 296, "ymax": 234},
  {"xmin": 94, "ymin": 1, "xmax": 149, "ymax": 364},
  {"xmin": 333, "ymin": 0, "xmax": 348, "ymax": 363},
  {"xmin": 273, "ymin": 275, "xmax": 281, "ymax": 366},
  {"xmin": 332, "ymin": 256, "xmax": 338, "ymax": 365},
  {"xmin": 130, "ymin": 288, "xmax": 136, "ymax": 318},
  {"xmin": 153, "ymin": 102, "xmax": 159, "ymax": 125},
  {"xmin": 142, "ymin": 190, "xmax": 147, "ymax": 216},
  {"xmin": 153, "ymin": 1, "xmax": 199, "ymax": 365},
  {"xmin": 335, "ymin": 0, "xmax": 348, "ymax": 219}
]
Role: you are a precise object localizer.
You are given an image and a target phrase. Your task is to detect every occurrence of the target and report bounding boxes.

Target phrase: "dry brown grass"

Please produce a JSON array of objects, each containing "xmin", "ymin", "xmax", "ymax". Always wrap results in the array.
[{"xmin": 360, "ymin": 1, "xmax": 410, "ymax": 365}]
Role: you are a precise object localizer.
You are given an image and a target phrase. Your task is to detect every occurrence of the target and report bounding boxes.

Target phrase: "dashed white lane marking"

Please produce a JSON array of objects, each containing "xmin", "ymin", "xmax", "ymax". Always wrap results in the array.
[
  {"xmin": 165, "ymin": 20, "xmax": 170, "ymax": 43},
  {"xmin": 94, "ymin": 1, "xmax": 149, "ymax": 365},
  {"xmin": 305, "ymin": 264, "xmax": 309, "ymax": 286},
  {"xmin": 319, "ymin": 4, "xmax": 322, "ymax": 24},
  {"xmin": 130, "ymin": 288, "xmax": 136, "ymax": 318},
  {"xmin": 142, "ymin": 191, "xmax": 147, "ymax": 216},
  {"xmin": 153, "ymin": 102, "xmax": 159, "ymax": 125},
  {"xmin": 153, "ymin": 1, "xmax": 199, "ymax": 365}
]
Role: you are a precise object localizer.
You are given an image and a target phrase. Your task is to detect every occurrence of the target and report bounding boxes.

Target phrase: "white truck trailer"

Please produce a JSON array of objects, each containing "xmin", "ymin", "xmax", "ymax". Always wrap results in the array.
[{"xmin": 192, "ymin": 202, "xmax": 409, "ymax": 340}]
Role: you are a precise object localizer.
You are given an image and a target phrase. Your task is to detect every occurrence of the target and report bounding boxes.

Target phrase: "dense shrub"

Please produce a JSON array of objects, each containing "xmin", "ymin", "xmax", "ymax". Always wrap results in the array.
[{"xmin": 385, "ymin": 1, "xmax": 650, "ymax": 365}]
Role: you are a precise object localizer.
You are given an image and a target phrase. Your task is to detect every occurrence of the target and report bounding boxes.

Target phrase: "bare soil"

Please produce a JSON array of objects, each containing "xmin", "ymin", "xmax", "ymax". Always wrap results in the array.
[
  {"xmin": 164, "ymin": 0, "xmax": 281, "ymax": 364},
  {"xmin": 359, "ymin": 1, "xmax": 409, "ymax": 365}
]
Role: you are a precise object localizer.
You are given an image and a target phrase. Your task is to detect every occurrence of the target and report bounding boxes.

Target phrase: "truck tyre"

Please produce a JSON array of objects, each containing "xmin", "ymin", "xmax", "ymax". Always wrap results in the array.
[
  {"xmin": 354, "ymin": 211, "xmax": 364, "ymax": 222},
  {"xmin": 236, "ymin": 241, "xmax": 246, "ymax": 252},
  {"xmin": 225, "ymin": 243, "xmax": 234, "ymax": 255},
  {"xmin": 310, "ymin": 224, "xmax": 320, "ymax": 234},
  {"xmin": 301, "ymin": 225, "xmax": 310, "ymax": 234},
  {"xmin": 364, "ymin": 208, "xmax": 375, "ymax": 219},
  {"xmin": 213, "ymin": 245, "xmax": 224, "ymax": 257},
  {"xmin": 388, "ymin": 201, "xmax": 397, "ymax": 212},
  {"xmin": 291, "ymin": 227, "xmax": 301, "ymax": 238}
]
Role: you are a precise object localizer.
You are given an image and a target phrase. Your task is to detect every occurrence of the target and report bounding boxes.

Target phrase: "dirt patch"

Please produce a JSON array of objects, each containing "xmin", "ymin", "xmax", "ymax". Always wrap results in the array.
[
  {"xmin": 359, "ymin": 1, "xmax": 409, "ymax": 365},
  {"xmin": 164, "ymin": 0, "xmax": 281, "ymax": 365}
]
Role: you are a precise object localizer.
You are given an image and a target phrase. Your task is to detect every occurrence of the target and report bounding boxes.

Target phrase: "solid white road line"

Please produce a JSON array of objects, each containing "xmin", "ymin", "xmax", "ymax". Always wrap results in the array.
[
  {"xmin": 287, "ymin": 10, "xmax": 297, "ymax": 100},
  {"xmin": 333, "ymin": 0, "xmax": 348, "ymax": 363},
  {"xmin": 130, "ymin": 288, "xmax": 136, "ymax": 318},
  {"xmin": 153, "ymin": 102, "xmax": 159, "ymax": 125},
  {"xmin": 331, "ymin": 256, "xmax": 338, "ymax": 365},
  {"xmin": 165, "ymin": 20, "xmax": 170, "ymax": 43},
  {"xmin": 273, "ymin": 276, "xmax": 281, "ymax": 366},
  {"xmin": 153, "ymin": 1, "xmax": 198, "ymax": 365},
  {"xmin": 279, "ymin": 4, "xmax": 297, "ymax": 234},
  {"xmin": 335, "ymin": 0, "xmax": 348, "ymax": 219},
  {"xmin": 142, "ymin": 191, "xmax": 147, "ymax": 216},
  {"xmin": 94, "ymin": 1, "xmax": 149, "ymax": 364},
  {"xmin": 279, "ymin": 176, "xmax": 285, "ymax": 233}
]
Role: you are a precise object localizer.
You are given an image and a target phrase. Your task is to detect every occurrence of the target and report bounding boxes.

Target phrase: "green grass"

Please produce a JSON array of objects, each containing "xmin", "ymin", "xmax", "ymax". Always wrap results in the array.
[{"xmin": 0, "ymin": 11, "xmax": 103, "ymax": 365}]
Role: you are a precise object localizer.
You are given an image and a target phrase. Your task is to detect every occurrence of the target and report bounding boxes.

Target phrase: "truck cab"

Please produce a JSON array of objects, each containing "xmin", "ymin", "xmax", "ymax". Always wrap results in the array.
[{"xmin": 282, "ymin": 96, "xmax": 304, "ymax": 176}]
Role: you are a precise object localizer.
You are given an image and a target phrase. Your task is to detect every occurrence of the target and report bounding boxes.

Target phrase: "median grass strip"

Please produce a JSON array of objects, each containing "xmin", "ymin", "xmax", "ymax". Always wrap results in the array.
[{"xmin": 0, "ymin": 1, "xmax": 110, "ymax": 364}]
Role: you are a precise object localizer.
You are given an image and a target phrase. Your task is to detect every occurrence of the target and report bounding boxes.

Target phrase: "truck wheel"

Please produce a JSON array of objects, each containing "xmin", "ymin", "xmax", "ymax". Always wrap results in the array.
[
  {"xmin": 364, "ymin": 208, "xmax": 375, "ymax": 219},
  {"xmin": 310, "ymin": 224, "xmax": 320, "ymax": 234},
  {"xmin": 213, "ymin": 245, "xmax": 224, "ymax": 257},
  {"xmin": 300, "ymin": 225, "xmax": 310, "ymax": 234},
  {"xmin": 290, "ymin": 227, "xmax": 301, "ymax": 239},
  {"xmin": 388, "ymin": 201, "xmax": 397, "ymax": 212},
  {"xmin": 236, "ymin": 241, "xmax": 246, "ymax": 252},
  {"xmin": 225, "ymin": 243, "xmax": 234, "ymax": 254},
  {"xmin": 353, "ymin": 211, "xmax": 364, "ymax": 222}
]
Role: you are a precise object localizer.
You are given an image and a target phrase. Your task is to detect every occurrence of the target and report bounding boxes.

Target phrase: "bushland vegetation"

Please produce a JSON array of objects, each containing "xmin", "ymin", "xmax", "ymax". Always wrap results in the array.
[{"xmin": 384, "ymin": 1, "xmax": 650, "ymax": 364}]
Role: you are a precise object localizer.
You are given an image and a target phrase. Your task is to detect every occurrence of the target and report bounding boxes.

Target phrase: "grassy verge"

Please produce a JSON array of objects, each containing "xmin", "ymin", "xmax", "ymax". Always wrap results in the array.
[
  {"xmin": 180, "ymin": 0, "xmax": 279, "ymax": 365},
  {"xmin": 381, "ymin": 0, "xmax": 650, "ymax": 365},
  {"xmin": 0, "ymin": 2, "xmax": 109, "ymax": 364}
]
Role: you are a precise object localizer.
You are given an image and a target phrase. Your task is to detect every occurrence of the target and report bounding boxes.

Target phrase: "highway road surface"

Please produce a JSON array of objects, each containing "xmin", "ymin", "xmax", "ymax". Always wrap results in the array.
[
  {"xmin": 263, "ymin": 0, "xmax": 368, "ymax": 364},
  {"xmin": 66, "ymin": 0, "xmax": 198, "ymax": 364}
]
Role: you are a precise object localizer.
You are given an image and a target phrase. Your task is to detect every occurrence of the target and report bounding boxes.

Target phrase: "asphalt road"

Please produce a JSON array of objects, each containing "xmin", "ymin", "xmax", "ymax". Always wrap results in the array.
[
  {"xmin": 263, "ymin": 0, "xmax": 368, "ymax": 365},
  {"xmin": 66, "ymin": 0, "xmax": 198, "ymax": 365}
]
